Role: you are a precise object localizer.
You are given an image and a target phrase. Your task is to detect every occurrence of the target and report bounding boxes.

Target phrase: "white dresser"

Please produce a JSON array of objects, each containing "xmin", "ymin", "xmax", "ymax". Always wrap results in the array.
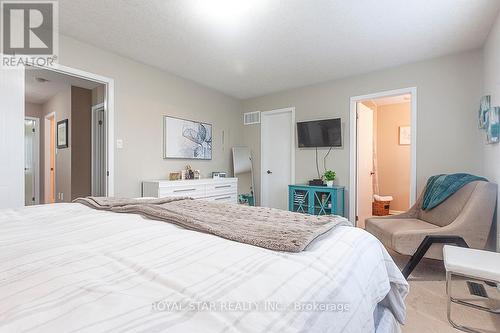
[{"xmin": 142, "ymin": 178, "xmax": 238, "ymax": 204}]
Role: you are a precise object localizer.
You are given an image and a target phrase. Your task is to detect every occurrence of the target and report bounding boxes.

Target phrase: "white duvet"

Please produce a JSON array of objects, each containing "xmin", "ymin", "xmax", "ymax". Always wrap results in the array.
[{"xmin": 0, "ymin": 203, "xmax": 408, "ymax": 333}]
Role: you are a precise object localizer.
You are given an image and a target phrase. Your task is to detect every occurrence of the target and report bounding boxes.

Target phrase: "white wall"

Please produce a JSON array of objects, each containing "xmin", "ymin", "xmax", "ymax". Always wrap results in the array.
[
  {"xmin": 57, "ymin": 35, "xmax": 244, "ymax": 197},
  {"xmin": 482, "ymin": 12, "xmax": 500, "ymax": 251},
  {"xmin": 242, "ymin": 50, "xmax": 483, "ymax": 212}
]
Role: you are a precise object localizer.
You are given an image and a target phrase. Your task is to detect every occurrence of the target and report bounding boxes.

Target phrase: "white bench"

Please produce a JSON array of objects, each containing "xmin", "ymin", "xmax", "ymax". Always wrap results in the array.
[{"xmin": 443, "ymin": 245, "xmax": 500, "ymax": 333}]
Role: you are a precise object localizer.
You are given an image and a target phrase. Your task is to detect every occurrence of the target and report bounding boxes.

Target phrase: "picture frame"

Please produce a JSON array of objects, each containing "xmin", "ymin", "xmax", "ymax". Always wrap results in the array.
[
  {"xmin": 486, "ymin": 107, "xmax": 499, "ymax": 144},
  {"xmin": 163, "ymin": 116, "xmax": 212, "ymax": 160},
  {"xmin": 479, "ymin": 95, "xmax": 491, "ymax": 129},
  {"xmin": 399, "ymin": 126, "xmax": 411, "ymax": 145},
  {"xmin": 57, "ymin": 119, "xmax": 69, "ymax": 149}
]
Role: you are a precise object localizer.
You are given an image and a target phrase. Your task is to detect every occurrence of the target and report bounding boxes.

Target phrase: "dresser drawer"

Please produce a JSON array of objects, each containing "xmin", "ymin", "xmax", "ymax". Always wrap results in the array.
[
  {"xmin": 205, "ymin": 181, "xmax": 237, "ymax": 197},
  {"xmin": 206, "ymin": 193, "xmax": 238, "ymax": 204},
  {"xmin": 159, "ymin": 185, "xmax": 206, "ymax": 199}
]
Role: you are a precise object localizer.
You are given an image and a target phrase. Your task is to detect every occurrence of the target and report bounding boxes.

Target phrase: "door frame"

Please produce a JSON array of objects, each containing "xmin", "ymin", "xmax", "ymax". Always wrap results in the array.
[
  {"xmin": 30, "ymin": 63, "xmax": 115, "ymax": 196},
  {"xmin": 91, "ymin": 103, "xmax": 106, "ymax": 196},
  {"xmin": 25, "ymin": 116, "xmax": 40, "ymax": 205},
  {"xmin": 44, "ymin": 112, "xmax": 56, "ymax": 203},
  {"xmin": 349, "ymin": 87, "xmax": 417, "ymax": 225},
  {"xmin": 260, "ymin": 107, "xmax": 296, "ymax": 207}
]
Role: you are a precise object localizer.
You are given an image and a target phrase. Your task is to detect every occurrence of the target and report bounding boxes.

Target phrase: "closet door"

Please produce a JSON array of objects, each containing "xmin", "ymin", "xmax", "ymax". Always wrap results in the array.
[{"xmin": 0, "ymin": 67, "xmax": 25, "ymax": 208}]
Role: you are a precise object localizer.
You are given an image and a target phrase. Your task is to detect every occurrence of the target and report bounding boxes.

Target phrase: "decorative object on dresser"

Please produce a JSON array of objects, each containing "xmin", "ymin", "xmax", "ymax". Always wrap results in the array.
[
  {"xmin": 212, "ymin": 172, "xmax": 226, "ymax": 179},
  {"xmin": 142, "ymin": 178, "xmax": 238, "ymax": 204},
  {"xmin": 163, "ymin": 116, "xmax": 212, "ymax": 160},
  {"xmin": 289, "ymin": 184, "xmax": 345, "ymax": 217}
]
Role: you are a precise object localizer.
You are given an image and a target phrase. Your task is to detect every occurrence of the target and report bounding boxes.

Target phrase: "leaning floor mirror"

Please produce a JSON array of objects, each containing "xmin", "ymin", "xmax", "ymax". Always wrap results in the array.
[{"xmin": 232, "ymin": 147, "xmax": 255, "ymax": 206}]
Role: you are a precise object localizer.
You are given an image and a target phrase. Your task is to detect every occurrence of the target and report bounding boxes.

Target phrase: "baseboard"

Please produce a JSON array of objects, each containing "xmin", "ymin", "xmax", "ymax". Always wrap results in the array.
[{"xmin": 389, "ymin": 210, "xmax": 404, "ymax": 215}]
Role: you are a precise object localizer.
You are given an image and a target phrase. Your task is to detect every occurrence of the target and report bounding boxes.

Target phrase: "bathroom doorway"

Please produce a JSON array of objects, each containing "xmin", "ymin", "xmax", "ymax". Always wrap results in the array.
[{"xmin": 350, "ymin": 88, "xmax": 417, "ymax": 228}]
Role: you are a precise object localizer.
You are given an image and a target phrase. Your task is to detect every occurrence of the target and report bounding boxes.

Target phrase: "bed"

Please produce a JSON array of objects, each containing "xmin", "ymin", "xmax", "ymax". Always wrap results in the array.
[{"xmin": 0, "ymin": 203, "xmax": 408, "ymax": 333}]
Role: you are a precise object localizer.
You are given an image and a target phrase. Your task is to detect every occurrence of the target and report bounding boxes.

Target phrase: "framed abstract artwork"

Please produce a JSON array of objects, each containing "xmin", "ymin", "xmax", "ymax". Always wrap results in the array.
[
  {"xmin": 486, "ymin": 107, "xmax": 499, "ymax": 144},
  {"xmin": 479, "ymin": 95, "xmax": 490, "ymax": 129},
  {"xmin": 399, "ymin": 126, "xmax": 411, "ymax": 145},
  {"xmin": 57, "ymin": 119, "xmax": 68, "ymax": 149},
  {"xmin": 163, "ymin": 116, "xmax": 212, "ymax": 160}
]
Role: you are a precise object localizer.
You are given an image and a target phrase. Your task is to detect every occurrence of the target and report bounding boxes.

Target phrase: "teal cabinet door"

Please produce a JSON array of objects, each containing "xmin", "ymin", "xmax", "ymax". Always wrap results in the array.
[{"xmin": 289, "ymin": 185, "xmax": 345, "ymax": 217}]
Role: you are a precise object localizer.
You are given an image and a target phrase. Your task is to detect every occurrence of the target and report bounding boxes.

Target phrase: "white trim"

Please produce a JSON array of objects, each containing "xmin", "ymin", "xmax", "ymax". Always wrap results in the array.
[
  {"xmin": 349, "ymin": 87, "xmax": 417, "ymax": 225},
  {"xmin": 25, "ymin": 116, "xmax": 40, "ymax": 205},
  {"xmin": 260, "ymin": 107, "xmax": 296, "ymax": 207},
  {"xmin": 29, "ymin": 64, "xmax": 115, "ymax": 196}
]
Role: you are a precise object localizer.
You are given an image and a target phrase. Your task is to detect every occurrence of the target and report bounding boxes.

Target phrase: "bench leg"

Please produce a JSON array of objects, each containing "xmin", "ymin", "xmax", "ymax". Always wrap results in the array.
[
  {"xmin": 446, "ymin": 272, "xmax": 498, "ymax": 333},
  {"xmin": 402, "ymin": 235, "xmax": 468, "ymax": 279}
]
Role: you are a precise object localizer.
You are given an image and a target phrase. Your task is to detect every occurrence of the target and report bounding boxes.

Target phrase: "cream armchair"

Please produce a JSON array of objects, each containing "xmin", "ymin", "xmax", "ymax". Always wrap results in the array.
[{"xmin": 365, "ymin": 180, "xmax": 497, "ymax": 278}]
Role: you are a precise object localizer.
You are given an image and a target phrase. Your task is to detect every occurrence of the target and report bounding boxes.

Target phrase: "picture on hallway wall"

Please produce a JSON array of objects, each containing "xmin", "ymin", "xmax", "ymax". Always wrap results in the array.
[
  {"xmin": 478, "ymin": 95, "xmax": 490, "ymax": 129},
  {"xmin": 56, "ymin": 119, "xmax": 68, "ymax": 149},
  {"xmin": 163, "ymin": 116, "xmax": 212, "ymax": 160},
  {"xmin": 486, "ymin": 107, "xmax": 499, "ymax": 144}
]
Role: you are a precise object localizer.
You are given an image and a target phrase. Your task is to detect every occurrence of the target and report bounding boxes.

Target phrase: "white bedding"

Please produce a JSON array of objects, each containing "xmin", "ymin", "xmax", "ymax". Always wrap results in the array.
[{"xmin": 0, "ymin": 203, "xmax": 408, "ymax": 333}]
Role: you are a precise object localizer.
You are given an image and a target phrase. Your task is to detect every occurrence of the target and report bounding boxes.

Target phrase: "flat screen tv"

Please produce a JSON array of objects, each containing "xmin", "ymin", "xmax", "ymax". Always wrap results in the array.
[{"xmin": 297, "ymin": 118, "xmax": 342, "ymax": 148}]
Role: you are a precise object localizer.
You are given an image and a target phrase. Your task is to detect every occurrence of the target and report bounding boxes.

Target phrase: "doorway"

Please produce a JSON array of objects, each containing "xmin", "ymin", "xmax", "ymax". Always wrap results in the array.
[
  {"xmin": 24, "ymin": 117, "xmax": 40, "ymax": 205},
  {"xmin": 349, "ymin": 88, "xmax": 417, "ymax": 227},
  {"xmin": 44, "ymin": 112, "xmax": 56, "ymax": 203},
  {"xmin": 24, "ymin": 66, "xmax": 110, "ymax": 204},
  {"xmin": 260, "ymin": 107, "xmax": 295, "ymax": 209}
]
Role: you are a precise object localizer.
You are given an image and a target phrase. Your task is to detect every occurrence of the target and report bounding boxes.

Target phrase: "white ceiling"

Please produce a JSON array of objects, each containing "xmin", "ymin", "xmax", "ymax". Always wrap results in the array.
[
  {"xmin": 25, "ymin": 68, "xmax": 102, "ymax": 104},
  {"xmin": 58, "ymin": 0, "xmax": 500, "ymax": 99}
]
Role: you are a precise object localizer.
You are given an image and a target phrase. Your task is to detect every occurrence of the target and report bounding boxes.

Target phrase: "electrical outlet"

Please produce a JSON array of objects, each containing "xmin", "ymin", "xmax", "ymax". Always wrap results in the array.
[{"xmin": 116, "ymin": 139, "xmax": 123, "ymax": 149}]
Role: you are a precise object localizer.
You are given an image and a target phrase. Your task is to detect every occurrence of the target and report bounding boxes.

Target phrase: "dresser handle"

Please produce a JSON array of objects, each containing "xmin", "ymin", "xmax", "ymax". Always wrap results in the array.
[
  {"xmin": 173, "ymin": 188, "xmax": 196, "ymax": 193},
  {"xmin": 214, "ymin": 196, "xmax": 231, "ymax": 200},
  {"xmin": 215, "ymin": 185, "xmax": 231, "ymax": 189}
]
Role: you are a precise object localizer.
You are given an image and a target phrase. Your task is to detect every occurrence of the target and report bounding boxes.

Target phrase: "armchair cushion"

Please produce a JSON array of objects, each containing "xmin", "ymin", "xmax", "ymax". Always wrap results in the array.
[{"xmin": 366, "ymin": 218, "xmax": 439, "ymax": 257}]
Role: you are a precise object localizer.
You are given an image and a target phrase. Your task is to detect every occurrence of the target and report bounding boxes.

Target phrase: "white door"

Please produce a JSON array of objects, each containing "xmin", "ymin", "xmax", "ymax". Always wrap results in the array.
[
  {"xmin": 24, "ymin": 118, "xmax": 39, "ymax": 205},
  {"xmin": 356, "ymin": 103, "xmax": 374, "ymax": 228},
  {"xmin": 92, "ymin": 105, "xmax": 107, "ymax": 196},
  {"xmin": 0, "ymin": 68, "xmax": 24, "ymax": 209},
  {"xmin": 261, "ymin": 108, "xmax": 294, "ymax": 209}
]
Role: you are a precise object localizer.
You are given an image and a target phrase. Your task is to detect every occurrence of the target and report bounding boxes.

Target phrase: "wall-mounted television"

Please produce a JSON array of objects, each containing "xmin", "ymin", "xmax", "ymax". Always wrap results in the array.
[{"xmin": 297, "ymin": 118, "xmax": 342, "ymax": 148}]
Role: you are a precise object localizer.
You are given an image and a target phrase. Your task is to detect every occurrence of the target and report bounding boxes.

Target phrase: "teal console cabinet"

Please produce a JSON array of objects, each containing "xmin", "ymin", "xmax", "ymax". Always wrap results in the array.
[{"xmin": 288, "ymin": 185, "xmax": 345, "ymax": 217}]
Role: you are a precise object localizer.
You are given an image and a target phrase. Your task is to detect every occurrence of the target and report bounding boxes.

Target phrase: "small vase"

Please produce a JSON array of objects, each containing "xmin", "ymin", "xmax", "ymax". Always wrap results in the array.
[{"xmin": 326, "ymin": 180, "xmax": 334, "ymax": 187}]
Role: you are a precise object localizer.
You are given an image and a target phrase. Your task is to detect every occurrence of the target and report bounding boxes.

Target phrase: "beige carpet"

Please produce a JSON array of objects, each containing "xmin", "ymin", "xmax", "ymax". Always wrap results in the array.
[{"xmin": 389, "ymin": 251, "xmax": 500, "ymax": 332}]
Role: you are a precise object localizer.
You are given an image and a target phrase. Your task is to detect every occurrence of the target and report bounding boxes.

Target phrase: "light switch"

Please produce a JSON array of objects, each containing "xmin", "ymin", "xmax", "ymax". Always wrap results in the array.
[{"xmin": 116, "ymin": 139, "xmax": 123, "ymax": 149}]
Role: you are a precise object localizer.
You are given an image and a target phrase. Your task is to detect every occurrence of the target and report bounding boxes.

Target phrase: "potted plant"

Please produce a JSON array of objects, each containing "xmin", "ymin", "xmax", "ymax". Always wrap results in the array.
[{"xmin": 323, "ymin": 170, "xmax": 336, "ymax": 187}]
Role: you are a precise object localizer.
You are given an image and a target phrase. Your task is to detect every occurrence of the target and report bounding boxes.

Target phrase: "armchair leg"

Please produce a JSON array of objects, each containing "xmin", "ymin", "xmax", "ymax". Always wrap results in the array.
[{"xmin": 402, "ymin": 235, "xmax": 468, "ymax": 279}]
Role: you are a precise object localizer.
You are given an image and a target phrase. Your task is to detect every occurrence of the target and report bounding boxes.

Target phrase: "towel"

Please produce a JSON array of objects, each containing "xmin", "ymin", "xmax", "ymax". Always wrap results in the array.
[{"xmin": 422, "ymin": 173, "xmax": 487, "ymax": 211}]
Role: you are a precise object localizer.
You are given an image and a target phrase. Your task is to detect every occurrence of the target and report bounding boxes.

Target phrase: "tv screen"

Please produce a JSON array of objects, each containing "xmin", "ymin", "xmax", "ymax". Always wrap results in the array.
[{"xmin": 297, "ymin": 118, "xmax": 342, "ymax": 148}]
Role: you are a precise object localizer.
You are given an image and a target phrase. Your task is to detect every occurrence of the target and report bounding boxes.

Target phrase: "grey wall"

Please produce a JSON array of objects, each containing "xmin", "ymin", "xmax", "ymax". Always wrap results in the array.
[
  {"xmin": 482, "ymin": 12, "xmax": 500, "ymax": 251},
  {"xmin": 58, "ymin": 35, "xmax": 244, "ymax": 198},
  {"xmin": 41, "ymin": 87, "xmax": 72, "ymax": 202},
  {"xmin": 242, "ymin": 50, "xmax": 483, "ymax": 212}
]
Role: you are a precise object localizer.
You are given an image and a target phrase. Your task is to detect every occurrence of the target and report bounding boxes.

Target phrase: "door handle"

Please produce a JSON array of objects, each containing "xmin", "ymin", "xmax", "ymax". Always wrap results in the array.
[
  {"xmin": 267, "ymin": 170, "xmax": 272, "ymax": 174},
  {"xmin": 370, "ymin": 171, "xmax": 375, "ymax": 175}
]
